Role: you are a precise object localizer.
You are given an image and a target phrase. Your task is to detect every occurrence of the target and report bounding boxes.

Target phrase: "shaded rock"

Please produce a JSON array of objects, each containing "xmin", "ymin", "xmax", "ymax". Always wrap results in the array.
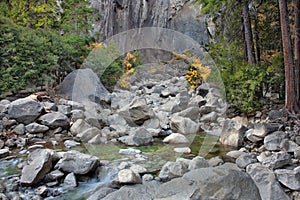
[
  {"xmin": 264, "ymin": 131, "xmax": 286, "ymax": 151},
  {"xmin": 0, "ymin": 140, "xmax": 4, "ymax": 149},
  {"xmin": 236, "ymin": 153, "xmax": 258, "ymax": 169},
  {"xmin": 76, "ymin": 127, "xmax": 101, "ymax": 143},
  {"xmin": 56, "ymin": 68, "xmax": 111, "ymax": 103},
  {"xmin": 118, "ymin": 169, "xmax": 142, "ymax": 184},
  {"xmin": 158, "ymin": 161, "xmax": 188, "ymax": 181},
  {"xmin": 70, "ymin": 119, "xmax": 92, "ymax": 136},
  {"xmin": 220, "ymin": 120, "xmax": 246, "ymax": 147},
  {"xmin": 275, "ymin": 169, "xmax": 300, "ymax": 190},
  {"xmin": 246, "ymin": 163, "xmax": 290, "ymax": 200},
  {"xmin": 20, "ymin": 149, "xmax": 53, "ymax": 186},
  {"xmin": 25, "ymin": 122, "xmax": 49, "ymax": 133},
  {"xmin": 163, "ymin": 133, "xmax": 189, "ymax": 144},
  {"xmin": 208, "ymin": 156, "xmax": 224, "ymax": 167},
  {"xmin": 44, "ymin": 170, "xmax": 64, "ymax": 182},
  {"xmin": 260, "ymin": 151, "xmax": 291, "ymax": 169},
  {"xmin": 200, "ymin": 111, "xmax": 217, "ymax": 123},
  {"xmin": 199, "ymin": 105, "xmax": 216, "ymax": 115},
  {"xmin": 188, "ymin": 156, "xmax": 209, "ymax": 170},
  {"xmin": 156, "ymin": 163, "xmax": 261, "ymax": 200},
  {"xmin": 268, "ymin": 110, "xmax": 286, "ymax": 122},
  {"xmin": 118, "ymin": 128, "xmax": 153, "ymax": 146},
  {"xmin": 8, "ymin": 98, "xmax": 43, "ymax": 124},
  {"xmin": 169, "ymin": 115, "xmax": 199, "ymax": 135},
  {"xmin": 43, "ymin": 102, "xmax": 58, "ymax": 112},
  {"xmin": 63, "ymin": 172, "xmax": 77, "ymax": 189},
  {"xmin": 12, "ymin": 124, "xmax": 25, "ymax": 135},
  {"xmin": 174, "ymin": 147, "xmax": 191, "ymax": 154},
  {"xmin": 55, "ymin": 150, "xmax": 99, "ymax": 175},
  {"xmin": 0, "ymin": 149, "xmax": 9, "ymax": 158},
  {"xmin": 38, "ymin": 112, "xmax": 69, "ymax": 129},
  {"xmin": 119, "ymin": 98, "xmax": 152, "ymax": 126}
]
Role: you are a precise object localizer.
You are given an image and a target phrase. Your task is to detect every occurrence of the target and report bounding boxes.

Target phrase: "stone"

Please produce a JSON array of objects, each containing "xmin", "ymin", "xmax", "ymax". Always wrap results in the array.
[
  {"xmin": 38, "ymin": 112, "xmax": 69, "ymax": 129},
  {"xmin": 0, "ymin": 140, "xmax": 4, "ymax": 149},
  {"xmin": 56, "ymin": 68, "xmax": 111, "ymax": 103},
  {"xmin": 63, "ymin": 172, "xmax": 77, "ymax": 189},
  {"xmin": 130, "ymin": 165, "xmax": 147, "ymax": 174},
  {"xmin": 163, "ymin": 133, "xmax": 189, "ymax": 144},
  {"xmin": 158, "ymin": 161, "xmax": 189, "ymax": 181},
  {"xmin": 76, "ymin": 127, "xmax": 101, "ymax": 143},
  {"xmin": 200, "ymin": 111, "xmax": 217, "ymax": 123},
  {"xmin": 143, "ymin": 118, "xmax": 160, "ymax": 129},
  {"xmin": 20, "ymin": 149, "xmax": 53, "ymax": 186},
  {"xmin": 174, "ymin": 147, "xmax": 191, "ymax": 154},
  {"xmin": 208, "ymin": 156, "xmax": 224, "ymax": 167},
  {"xmin": 246, "ymin": 163, "xmax": 290, "ymax": 200},
  {"xmin": 12, "ymin": 124, "xmax": 25, "ymax": 135},
  {"xmin": 70, "ymin": 119, "xmax": 92, "ymax": 135},
  {"xmin": 156, "ymin": 163, "xmax": 261, "ymax": 200},
  {"xmin": 119, "ymin": 148, "xmax": 141, "ymax": 155},
  {"xmin": 58, "ymin": 99, "xmax": 85, "ymax": 110},
  {"xmin": 0, "ymin": 193, "xmax": 8, "ymax": 200},
  {"xmin": 88, "ymin": 134, "xmax": 106, "ymax": 144},
  {"xmin": 248, "ymin": 123, "xmax": 280, "ymax": 139},
  {"xmin": 264, "ymin": 131, "xmax": 286, "ymax": 151},
  {"xmin": 43, "ymin": 102, "xmax": 58, "ymax": 112},
  {"xmin": 64, "ymin": 140, "xmax": 81, "ymax": 149},
  {"xmin": 87, "ymin": 186, "xmax": 117, "ymax": 200},
  {"xmin": 8, "ymin": 98, "xmax": 43, "ymax": 124},
  {"xmin": 199, "ymin": 105, "xmax": 216, "ymax": 115},
  {"xmin": 275, "ymin": 169, "xmax": 300, "ymax": 190},
  {"xmin": 236, "ymin": 153, "xmax": 258, "ymax": 169},
  {"xmin": 268, "ymin": 110, "xmax": 285, "ymax": 122},
  {"xmin": 220, "ymin": 119, "xmax": 246, "ymax": 147},
  {"xmin": 175, "ymin": 106, "xmax": 200, "ymax": 121},
  {"xmin": 118, "ymin": 169, "xmax": 142, "ymax": 184},
  {"xmin": 169, "ymin": 115, "xmax": 199, "ymax": 135},
  {"xmin": 118, "ymin": 128, "xmax": 153, "ymax": 146},
  {"xmin": 119, "ymin": 97, "xmax": 152, "ymax": 126},
  {"xmin": 188, "ymin": 156, "xmax": 209, "ymax": 170},
  {"xmin": 294, "ymin": 146, "xmax": 300, "ymax": 159},
  {"xmin": 260, "ymin": 151, "xmax": 291, "ymax": 170},
  {"xmin": 226, "ymin": 150, "xmax": 246, "ymax": 161},
  {"xmin": 57, "ymin": 105, "xmax": 72, "ymax": 116},
  {"xmin": 34, "ymin": 186, "xmax": 49, "ymax": 197},
  {"xmin": 55, "ymin": 150, "xmax": 99, "ymax": 175},
  {"xmin": 0, "ymin": 149, "xmax": 9, "ymax": 158},
  {"xmin": 25, "ymin": 122, "xmax": 49, "ymax": 133},
  {"xmin": 44, "ymin": 170, "xmax": 64, "ymax": 182},
  {"xmin": 107, "ymin": 114, "xmax": 127, "ymax": 126},
  {"xmin": 71, "ymin": 110, "xmax": 85, "ymax": 122},
  {"xmin": 280, "ymin": 139, "xmax": 299, "ymax": 152}
]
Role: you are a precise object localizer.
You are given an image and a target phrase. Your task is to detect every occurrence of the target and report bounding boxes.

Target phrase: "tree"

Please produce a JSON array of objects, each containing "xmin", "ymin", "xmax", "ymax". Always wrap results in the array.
[
  {"xmin": 294, "ymin": 0, "xmax": 300, "ymax": 104},
  {"xmin": 279, "ymin": 0, "xmax": 298, "ymax": 113}
]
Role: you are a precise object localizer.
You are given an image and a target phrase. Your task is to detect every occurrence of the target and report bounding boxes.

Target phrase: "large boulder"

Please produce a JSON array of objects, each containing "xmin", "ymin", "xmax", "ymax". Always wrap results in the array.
[
  {"xmin": 275, "ymin": 169, "xmax": 300, "ymax": 190},
  {"xmin": 38, "ymin": 112, "xmax": 69, "ymax": 129},
  {"xmin": 56, "ymin": 68, "xmax": 111, "ymax": 103},
  {"xmin": 220, "ymin": 119, "xmax": 246, "ymax": 147},
  {"xmin": 55, "ymin": 150, "xmax": 99, "ymax": 175},
  {"xmin": 246, "ymin": 123, "xmax": 280, "ymax": 142},
  {"xmin": 76, "ymin": 127, "xmax": 101, "ymax": 143},
  {"xmin": 246, "ymin": 163, "xmax": 290, "ymax": 200},
  {"xmin": 118, "ymin": 128, "xmax": 153, "ymax": 146},
  {"xmin": 25, "ymin": 122, "xmax": 49, "ymax": 133},
  {"xmin": 8, "ymin": 98, "xmax": 43, "ymax": 124},
  {"xmin": 118, "ymin": 169, "xmax": 142, "ymax": 184},
  {"xmin": 20, "ymin": 149, "xmax": 54, "ymax": 186},
  {"xmin": 263, "ymin": 131, "xmax": 286, "ymax": 151},
  {"xmin": 156, "ymin": 163, "xmax": 261, "ymax": 200},
  {"xmin": 169, "ymin": 115, "xmax": 199, "ymax": 135},
  {"xmin": 70, "ymin": 119, "xmax": 92, "ymax": 135},
  {"xmin": 163, "ymin": 133, "xmax": 190, "ymax": 144},
  {"xmin": 158, "ymin": 161, "xmax": 189, "ymax": 181}
]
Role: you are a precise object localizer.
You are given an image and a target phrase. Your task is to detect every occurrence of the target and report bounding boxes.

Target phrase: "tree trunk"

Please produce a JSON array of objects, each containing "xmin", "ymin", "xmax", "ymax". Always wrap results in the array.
[
  {"xmin": 279, "ymin": 0, "xmax": 298, "ymax": 113},
  {"xmin": 241, "ymin": 17, "xmax": 248, "ymax": 63},
  {"xmin": 294, "ymin": 0, "xmax": 300, "ymax": 104},
  {"xmin": 242, "ymin": 0, "xmax": 256, "ymax": 65},
  {"xmin": 253, "ymin": 6, "xmax": 261, "ymax": 64}
]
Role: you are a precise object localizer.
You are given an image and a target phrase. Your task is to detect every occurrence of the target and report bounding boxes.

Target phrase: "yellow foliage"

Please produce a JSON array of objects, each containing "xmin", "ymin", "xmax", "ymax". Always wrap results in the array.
[{"xmin": 185, "ymin": 58, "xmax": 211, "ymax": 89}]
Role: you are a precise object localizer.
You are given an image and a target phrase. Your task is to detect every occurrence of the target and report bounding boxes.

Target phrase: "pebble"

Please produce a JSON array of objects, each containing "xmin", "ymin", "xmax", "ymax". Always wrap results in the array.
[{"xmin": 0, "ymin": 149, "xmax": 9, "ymax": 158}]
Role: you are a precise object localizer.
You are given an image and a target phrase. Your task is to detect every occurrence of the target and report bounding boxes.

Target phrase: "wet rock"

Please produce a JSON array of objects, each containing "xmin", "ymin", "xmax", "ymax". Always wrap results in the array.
[
  {"xmin": 76, "ymin": 127, "xmax": 101, "ymax": 143},
  {"xmin": 260, "ymin": 151, "xmax": 291, "ymax": 169},
  {"xmin": 55, "ymin": 150, "xmax": 99, "ymax": 175},
  {"xmin": 8, "ymin": 98, "xmax": 43, "ymax": 124},
  {"xmin": 119, "ymin": 97, "xmax": 152, "ymax": 126},
  {"xmin": 20, "ymin": 149, "xmax": 53, "ymax": 186},
  {"xmin": 25, "ymin": 122, "xmax": 49, "ymax": 133},
  {"xmin": 63, "ymin": 172, "xmax": 77, "ymax": 189},
  {"xmin": 264, "ymin": 131, "xmax": 286, "ymax": 151},
  {"xmin": 158, "ymin": 161, "xmax": 189, "ymax": 181},
  {"xmin": 174, "ymin": 147, "xmax": 191, "ymax": 154},
  {"xmin": 38, "ymin": 112, "xmax": 69, "ymax": 129},
  {"xmin": 156, "ymin": 163, "xmax": 261, "ymax": 200},
  {"xmin": 188, "ymin": 156, "xmax": 209, "ymax": 170},
  {"xmin": 119, "ymin": 148, "xmax": 141, "ymax": 155},
  {"xmin": 275, "ymin": 169, "xmax": 300, "ymax": 190},
  {"xmin": 220, "ymin": 121, "xmax": 246, "ymax": 147},
  {"xmin": 118, "ymin": 169, "xmax": 142, "ymax": 184},
  {"xmin": 64, "ymin": 140, "xmax": 81, "ymax": 149},
  {"xmin": 246, "ymin": 163, "xmax": 290, "ymax": 200},
  {"xmin": 70, "ymin": 119, "xmax": 92, "ymax": 136},
  {"xmin": 236, "ymin": 153, "xmax": 258, "ymax": 169},
  {"xmin": 0, "ymin": 149, "xmax": 9, "ymax": 158},
  {"xmin": 163, "ymin": 133, "xmax": 189, "ymax": 144},
  {"xmin": 44, "ymin": 170, "xmax": 64, "ymax": 182},
  {"xmin": 12, "ymin": 124, "xmax": 25, "ymax": 135},
  {"xmin": 169, "ymin": 115, "xmax": 199, "ymax": 135},
  {"xmin": 118, "ymin": 128, "xmax": 153, "ymax": 146}
]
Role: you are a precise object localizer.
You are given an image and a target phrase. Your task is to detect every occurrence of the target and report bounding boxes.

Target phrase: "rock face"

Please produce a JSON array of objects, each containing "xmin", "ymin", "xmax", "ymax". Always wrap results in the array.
[
  {"xmin": 20, "ymin": 149, "xmax": 53, "ymax": 186},
  {"xmin": 91, "ymin": 0, "xmax": 209, "ymax": 45},
  {"xmin": 156, "ymin": 163, "xmax": 261, "ymax": 200},
  {"xmin": 8, "ymin": 98, "xmax": 43, "ymax": 124},
  {"xmin": 55, "ymin": 150, "xmax": 99, "ymax": 175}
]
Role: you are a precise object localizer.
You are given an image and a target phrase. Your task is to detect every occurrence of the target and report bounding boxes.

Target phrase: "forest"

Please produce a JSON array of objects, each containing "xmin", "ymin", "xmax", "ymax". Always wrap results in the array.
[{"xmin": 0, "ymin": 0, "xmax": 299, "ymax": 114}]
